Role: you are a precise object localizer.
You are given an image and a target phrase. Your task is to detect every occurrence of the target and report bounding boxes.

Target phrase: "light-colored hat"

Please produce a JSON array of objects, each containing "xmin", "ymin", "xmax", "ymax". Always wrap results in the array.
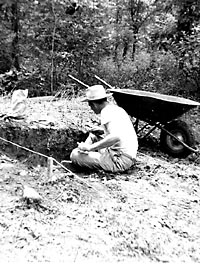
[{"xmin": 82, "ymin": 85, "xmax": 112, "ymax": 102}]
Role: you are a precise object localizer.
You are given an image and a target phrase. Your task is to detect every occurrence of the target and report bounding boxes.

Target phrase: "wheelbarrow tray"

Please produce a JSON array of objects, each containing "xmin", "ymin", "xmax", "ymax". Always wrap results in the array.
[{"xmin": 110, "ymin": 89, "xmax": 200, "ymax": 124}]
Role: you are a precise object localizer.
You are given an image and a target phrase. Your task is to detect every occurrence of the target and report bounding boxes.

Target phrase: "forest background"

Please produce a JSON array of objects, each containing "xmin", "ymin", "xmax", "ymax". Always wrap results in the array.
[{"xmin": 0, "ymin": 0, "xmax": 200, "ymax": 100}]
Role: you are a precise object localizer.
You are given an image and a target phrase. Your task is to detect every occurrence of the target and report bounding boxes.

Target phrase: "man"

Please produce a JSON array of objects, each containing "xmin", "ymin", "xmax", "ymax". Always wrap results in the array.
[{"xmin": 69, "ymin": 84, "xmax": 138, "ymax": 173}]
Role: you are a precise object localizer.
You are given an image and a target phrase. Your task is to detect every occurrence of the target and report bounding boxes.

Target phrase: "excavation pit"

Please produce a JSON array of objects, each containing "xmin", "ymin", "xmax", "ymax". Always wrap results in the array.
[{"xmin": 0, "ymin": 97, "xmax": 97, "ymax": 166}]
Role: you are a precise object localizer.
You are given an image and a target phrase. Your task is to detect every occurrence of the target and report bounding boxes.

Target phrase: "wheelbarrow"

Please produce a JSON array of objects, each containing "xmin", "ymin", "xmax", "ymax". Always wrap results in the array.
[{"xmin": 94, "ymin": 75, "xmax": 200, "ymax": 158}]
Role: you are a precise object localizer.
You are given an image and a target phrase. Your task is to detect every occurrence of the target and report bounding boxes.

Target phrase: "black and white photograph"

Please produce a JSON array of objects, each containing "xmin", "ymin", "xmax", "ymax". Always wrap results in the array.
[{"xmin": 0, "ymin": 0, "xmax": 200, "ymax": 264}]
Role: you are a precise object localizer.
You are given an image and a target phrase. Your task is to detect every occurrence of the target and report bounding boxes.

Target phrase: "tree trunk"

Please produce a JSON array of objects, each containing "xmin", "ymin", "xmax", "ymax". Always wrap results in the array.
[
  {"xmin": 132, "ymin": 34, "xmax": 137, "ymax": 60},
  {"xmin": 129, "ymin": 0, "xmax": 140, "ymax": 61},
  {"xmin": 11, "ymin": 0, "xmax": 20, "ymax": 71},
  {"xmin": 122, "ymin": 40, "xmax": 129, "ymax": 58},
  {"xmin": 114, "ymin": 1, "xmax": 121, "ymax": 63}
]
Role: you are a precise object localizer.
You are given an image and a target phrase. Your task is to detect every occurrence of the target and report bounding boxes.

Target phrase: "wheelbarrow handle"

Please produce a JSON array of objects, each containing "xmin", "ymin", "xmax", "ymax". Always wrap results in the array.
[
  {"xmin": 94, "ymin": 75, "xmax": 114, "ymax": 90},
  {"xmin": 68, "ymin": 74, "xmax": 89, "ymax": 88}
]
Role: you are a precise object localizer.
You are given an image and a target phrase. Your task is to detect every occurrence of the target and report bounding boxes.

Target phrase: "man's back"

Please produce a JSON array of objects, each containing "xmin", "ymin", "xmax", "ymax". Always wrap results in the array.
[{"xmin": 101, "ymin": 104, "xmax": 138, "ymax": 159}]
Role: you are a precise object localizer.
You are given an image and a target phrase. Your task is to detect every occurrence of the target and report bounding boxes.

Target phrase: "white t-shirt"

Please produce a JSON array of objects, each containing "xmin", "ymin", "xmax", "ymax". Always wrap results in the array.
[{"xmin": 101, "ymin": 104, "xmax": 138, "ymax": 159}]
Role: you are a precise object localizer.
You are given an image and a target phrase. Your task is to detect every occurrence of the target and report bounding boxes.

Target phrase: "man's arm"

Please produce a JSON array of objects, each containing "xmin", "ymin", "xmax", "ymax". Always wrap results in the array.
[
  {"xmin": 78, "ymin": 121, "xmax": 120, "ymax": 152},
  {"xmin": 78, "ymin": 133, "xmax": 119, "ymax": 152},
  {"xmin": 90, "ymin": 134, "xmax": 119, "ymax": 151}
]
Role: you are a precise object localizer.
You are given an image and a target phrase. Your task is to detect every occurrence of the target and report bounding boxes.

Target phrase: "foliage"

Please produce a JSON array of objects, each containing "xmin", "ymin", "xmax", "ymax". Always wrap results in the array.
[
  {"xmin": 0, "ymin": 0, "xmax": 200, "ymax": 99},
  {"xmin": 171, "ymin": 25, "xmax": 200, "ymax": 97}
]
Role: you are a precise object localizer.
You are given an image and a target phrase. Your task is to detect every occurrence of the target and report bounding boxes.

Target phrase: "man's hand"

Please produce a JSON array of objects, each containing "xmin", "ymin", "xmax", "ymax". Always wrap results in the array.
[
  {"xmin": 89, "ymin": 126, "xmax": 104, "ymax": 136},
  {"xmin": 77, "ymin": 142, "xmax": 91, "ymax": 154}
]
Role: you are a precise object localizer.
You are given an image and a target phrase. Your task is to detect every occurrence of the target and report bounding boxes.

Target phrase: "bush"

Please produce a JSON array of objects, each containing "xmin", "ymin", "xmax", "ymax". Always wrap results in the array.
[
  {"xmin": 97, "ymin": 50, "xmax": 200, "ymax": 100},
  {"xmin": 97, "ymin": 52, "xmax": 151, "ymax": 90},
  {"xmin": 96, "ymin": 51, "xmax": 177, "ymax": 93}
]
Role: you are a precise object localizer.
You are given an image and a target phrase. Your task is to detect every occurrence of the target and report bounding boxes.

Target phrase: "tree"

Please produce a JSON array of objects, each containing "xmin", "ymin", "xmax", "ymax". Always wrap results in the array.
[
  {"xmin": 112, "ymin": 0, "xmax": 167, "ymax": 60},
  {"xmin": 11, "ymin": 0, "xmax": 20, "ymax": 70},
  {"xmin": 0, "ymin": 0, "xmax": 20, "ymax": 72}
]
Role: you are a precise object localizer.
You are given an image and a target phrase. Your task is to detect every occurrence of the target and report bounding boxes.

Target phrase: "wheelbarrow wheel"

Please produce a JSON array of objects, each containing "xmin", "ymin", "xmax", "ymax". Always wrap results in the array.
[{"xmin": 160, "ymin": 120, "xmax": 195, "ymax": 157}]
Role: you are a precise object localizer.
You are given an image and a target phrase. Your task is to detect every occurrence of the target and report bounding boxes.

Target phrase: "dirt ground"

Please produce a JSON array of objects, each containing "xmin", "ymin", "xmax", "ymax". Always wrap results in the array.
[{"xmin": 0, "ymin": 95, "xmax": 200, "ymax": 264}]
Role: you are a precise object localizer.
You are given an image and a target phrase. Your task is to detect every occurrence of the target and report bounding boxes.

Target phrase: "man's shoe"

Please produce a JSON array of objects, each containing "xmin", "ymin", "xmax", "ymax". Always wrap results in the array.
[{"xmin": 60, "ymin": 160, "xmax": 94, "ymax": 175}]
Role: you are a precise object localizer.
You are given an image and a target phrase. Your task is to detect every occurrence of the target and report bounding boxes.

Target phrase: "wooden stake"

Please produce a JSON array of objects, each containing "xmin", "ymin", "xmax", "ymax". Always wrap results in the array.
[{"xmin": 47, "ymin": 157, "xmax": 54, "ymax": 180}]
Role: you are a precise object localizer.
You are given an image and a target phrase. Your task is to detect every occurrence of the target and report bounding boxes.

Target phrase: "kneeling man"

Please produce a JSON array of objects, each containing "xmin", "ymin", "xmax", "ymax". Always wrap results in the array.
[{"xmin": 70, "ymin": 85, "xmax": 138, "ymax": 173}]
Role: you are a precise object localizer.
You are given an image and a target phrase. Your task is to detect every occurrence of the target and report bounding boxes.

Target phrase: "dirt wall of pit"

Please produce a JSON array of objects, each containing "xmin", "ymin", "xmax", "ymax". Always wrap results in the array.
[{"xmin": 0, "ymin": 120, "xmax": 86, "ymax": 166}]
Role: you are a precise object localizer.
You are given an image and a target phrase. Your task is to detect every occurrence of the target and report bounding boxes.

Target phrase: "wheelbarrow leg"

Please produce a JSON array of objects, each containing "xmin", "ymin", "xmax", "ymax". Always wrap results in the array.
[
  {"xmin": 140, "ymin": 123, "xmax": 159, "ymax": 140},
  {"xmin": 133, "ymin": 118, "xmax": 139, "ymax": 133},
  {"xmin": 132, "ymin": 119, "xmax": 153, "ymax": 135},
  {"xmin": 137, "ymin": 123, "xmax": 152, "ymax": 135}
]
